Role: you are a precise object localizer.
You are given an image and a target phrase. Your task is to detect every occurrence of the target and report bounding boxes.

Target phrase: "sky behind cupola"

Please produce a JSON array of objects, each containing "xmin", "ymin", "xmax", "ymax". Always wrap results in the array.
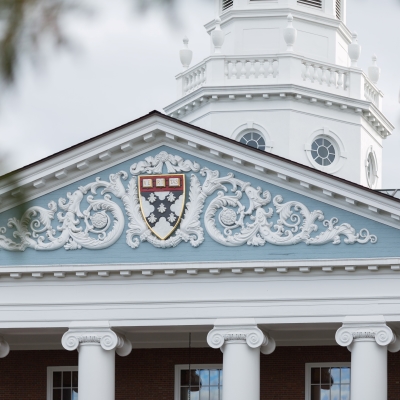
[{"xmin": 0, "ymin": 0, "xmax": 399, "ymax": 187}]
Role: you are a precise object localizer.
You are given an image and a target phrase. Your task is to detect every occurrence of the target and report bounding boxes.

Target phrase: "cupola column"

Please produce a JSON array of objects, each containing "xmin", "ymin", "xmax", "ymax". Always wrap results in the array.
[
  {"xmin": 62, "ymin": 321, "xmax": 132, "ymax": 400},
  {"xmin": 207, "ymin": 318, "xmax": 275, "ymax": 400},
  {"xmin": 336, "ymin": 316, "xmax": 400, "ymax": 400}
]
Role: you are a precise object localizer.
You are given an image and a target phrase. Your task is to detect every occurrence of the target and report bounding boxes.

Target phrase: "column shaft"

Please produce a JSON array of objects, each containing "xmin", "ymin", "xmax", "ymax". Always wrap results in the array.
[
  {"xmin": 335, "ymin": 316, "xmax": 398, "ymax": 400},
  {"xmin": 223, "ymin": 342, "xmax": 260, "ymax": 400},
  {"xmin": 62, "ymin": 321, "xmax": 132, "ymax": 400},
  {"xmin": 351, "ymin": 340, "xmax": 387, "ymax": 400},
  {"xmin": 207, "ymin": 319, "xmax": 275, "ymax": 400},
  {"xmin": 78, "ymin": 344, "xmax": 116, "ymax": 400}
]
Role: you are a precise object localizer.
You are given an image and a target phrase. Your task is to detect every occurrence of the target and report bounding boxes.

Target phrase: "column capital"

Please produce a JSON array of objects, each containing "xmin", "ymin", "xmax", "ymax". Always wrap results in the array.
[
  {"xmin": 0, "ymin": 336, "xmax": 10, "ymax": 358},
  {"xmin": 335, "ymin": 315, "xmax": 398, "ymax": 350},
  {"xmin": 207, "ymin": 318, "xmax": 276, "ymax": 355},
  {"xmin": 62, "ymin": 321, "xmax": 132, "ymax": 357}
]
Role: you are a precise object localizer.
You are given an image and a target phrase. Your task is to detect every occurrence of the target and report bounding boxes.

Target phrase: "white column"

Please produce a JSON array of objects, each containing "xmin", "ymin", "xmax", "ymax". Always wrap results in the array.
[
  {"xmin": 207, "ymin": 318, "xmax": 275, "ymax": 400},
  {"xmin": 0, "ymin": 335, "xmax": 10, "ymax": 358},
  {"xmin": 336, "ymin": 316, "xmax": 400, "ymax": 400},
  {"xmin": 62, "ymin": 321, "xmax": 132, "ymax": 400}
]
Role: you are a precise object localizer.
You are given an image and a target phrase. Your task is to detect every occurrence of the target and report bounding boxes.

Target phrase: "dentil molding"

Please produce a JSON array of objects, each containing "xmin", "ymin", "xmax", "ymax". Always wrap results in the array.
[
  {"xmin": 0, "ymin": 151, "xmax": 377, "ymax": 252},
  {"xmin": 335, "ymin": 315, "xmax": 400, "ymax": 352},
  {"xmin": 207, "ymin": 318, "xmax": 276, "ymax": 355},
  {"xmin": 0, "ymin": 336, "xmax": 10, "ymax": 358},
  {"xmin": 62, "ymin": 321, "xmax": 132, "ymax": 357}
]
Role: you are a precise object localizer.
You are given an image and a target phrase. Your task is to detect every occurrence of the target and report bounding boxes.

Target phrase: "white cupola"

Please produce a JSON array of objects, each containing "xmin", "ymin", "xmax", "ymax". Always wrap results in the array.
[{"xmin": 164, "ymin": 0, "xmax": 394, "ymax": 189}]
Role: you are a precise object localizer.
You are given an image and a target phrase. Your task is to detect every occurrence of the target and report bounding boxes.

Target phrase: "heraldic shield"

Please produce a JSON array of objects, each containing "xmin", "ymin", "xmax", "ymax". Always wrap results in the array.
[{"xmin": 138, "ymin": 174, "xmax": 186, "ymax": 240}]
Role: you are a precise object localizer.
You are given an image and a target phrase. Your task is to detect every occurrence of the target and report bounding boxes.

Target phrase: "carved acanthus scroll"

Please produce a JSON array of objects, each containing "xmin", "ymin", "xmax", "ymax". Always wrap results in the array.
[{"xmin": 0, "ymin": 151, "xmax": 377, "ymax": 252}]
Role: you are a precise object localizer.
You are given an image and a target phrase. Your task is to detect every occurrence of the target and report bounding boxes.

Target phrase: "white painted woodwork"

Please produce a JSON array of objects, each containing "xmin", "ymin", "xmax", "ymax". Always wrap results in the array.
[
  {"xmin": 207, "ymin": 319, "xmax": 275, "ymax": 400},
  {"xmin": 336, "ymin": 316, "xmax": 400, "ymax": 400},
  {"xmin": 165, "ymin": 0, "xmax": 392, "ymax": 188},
  {"xmin": 61, "ymin": 322, "xmax": 132, "ymax": 400},
  {"xmin": 78, "ymin": 342, "xmax": 115, "ymax": 400}
]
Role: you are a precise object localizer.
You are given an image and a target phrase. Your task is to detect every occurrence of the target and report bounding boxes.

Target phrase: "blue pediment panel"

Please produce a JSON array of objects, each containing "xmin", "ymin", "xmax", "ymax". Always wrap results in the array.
[{"xmin": 0, "ymin": 146, "xmax": 397, "ymax": 266}]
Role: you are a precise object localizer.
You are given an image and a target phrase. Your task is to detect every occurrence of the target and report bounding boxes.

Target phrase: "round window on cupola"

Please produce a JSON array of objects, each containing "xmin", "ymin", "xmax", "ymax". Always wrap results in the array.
[
  {"xmin": 305, "ymin": 128, "xmax": 347, "ymax": 173},
  {"xmin": 365, "ymin": 147, "xmax": 378, "ymax": 189},
  {"xmin": 233, "ymin": 123, "xmax": 273, "ymax": 152},
  {"xmin": 311, "ymin": 137, "xmax": 336, "ymax": 167},
  {"xmin": 240, "ymin": 132, "xmax": 266, "ymax": 151}
]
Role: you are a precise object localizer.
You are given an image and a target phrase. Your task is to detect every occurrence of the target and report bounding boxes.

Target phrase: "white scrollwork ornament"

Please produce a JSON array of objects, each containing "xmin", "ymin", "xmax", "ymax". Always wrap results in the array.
[
  {"xmin": 115, "ymin": 334, "xmax": 133, "ymax": 357},
  {"xmin": 208, "ymin": 332, "xmax": 225, "ymax": 349},
  {"xmin": 62, "ymin": 328, "xmax": 132, "ymax": 355},
  {"xmin": 130, "ymin": 151, "xmax": 200, "ymax": 175},
  {"xmin": 202, "ymin": 169, "xmax": 377, "ymax": 248},
  {"xmin": 100, "ymin": 333, "xmax": 119, "ymax": 351},
  {"xmin": 335, "ymin": 329, "xmax": 354, "ymax": 347},
  {"xmin": 62, "ymin": 334, "xmax": 81, "ymax": 351},
  {"xmin": 260, "ymin": 334, "xmax": 276, "ymax": 355},
  {"xmin": 246, "ymin": 330, "xmax": 266, "ymax": 348},
  {"xmin": 375, "ymin": 328, "xmax": 394, "ymax": 346},
  {"xmin": 336, "ymin": 324, "xmax": 395, "ymax": 348},
  {"xmin": 207, "ymin": 324, "xmax": 274, "ymax": 354},
  {"xmin": 0, "ymin": 151, "xmax": 378, "ymax": 252}
]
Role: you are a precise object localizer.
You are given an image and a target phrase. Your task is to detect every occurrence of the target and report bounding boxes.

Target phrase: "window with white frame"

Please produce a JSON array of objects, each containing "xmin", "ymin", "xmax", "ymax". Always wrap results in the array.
[
  {"xmin": 239, "ymin": 131, "xmax": 266, "ymax": 151},
  {"xmin": 365, "ymin": 148, "xmax": 378, "ymax": 188},
  {"xmin": 305, "ymin": 363, "xmax": 351, "ymax": 400},
  {"xmin": 175, "ymin": 364, "xmax": 223, "ymax": 400},
  {"xmin": 305, "ymin": 128, "xmax": 346, "ymax": 174},
  {"xmin": 311, "ymin": 137, "xmax": 336, "ymax": 166},
  {"xmin": 47, "ymin": 366, "xmax": 78, "ymax": 400}
]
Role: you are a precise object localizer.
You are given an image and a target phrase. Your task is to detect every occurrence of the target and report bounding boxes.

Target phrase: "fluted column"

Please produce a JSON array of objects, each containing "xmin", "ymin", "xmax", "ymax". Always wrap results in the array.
[
  {"xmin": 336, "ymin": 316, "xmax": 399, "ymax": 400},
  {"xmin": 0, "ymin": 336, "xmax": 10, "ymax": 358},
  {"xmin": 207, "ymin": 319, "xmax": 275, "ymax": 400},
  {"xmin": 62, "ymin": 321, "xmax": 132, "ymax": 400}
]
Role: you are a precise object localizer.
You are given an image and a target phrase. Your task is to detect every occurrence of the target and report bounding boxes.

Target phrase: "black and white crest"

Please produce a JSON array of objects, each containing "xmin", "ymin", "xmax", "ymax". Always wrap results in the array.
[{"xmin": 138, "ymin": 174, "xmax": 185, "ymax": 240}]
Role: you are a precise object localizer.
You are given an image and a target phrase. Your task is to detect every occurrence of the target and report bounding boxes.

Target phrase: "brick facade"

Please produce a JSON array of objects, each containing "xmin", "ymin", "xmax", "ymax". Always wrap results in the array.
[{"xmin": 0, "ymin": 346, "xmax": 399, "ymax": 399}]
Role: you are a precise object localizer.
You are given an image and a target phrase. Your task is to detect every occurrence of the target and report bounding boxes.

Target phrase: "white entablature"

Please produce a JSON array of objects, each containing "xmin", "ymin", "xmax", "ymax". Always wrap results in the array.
[{"xmin": 164, "ymin": 0, "xmax": 394, "ymax": 189}]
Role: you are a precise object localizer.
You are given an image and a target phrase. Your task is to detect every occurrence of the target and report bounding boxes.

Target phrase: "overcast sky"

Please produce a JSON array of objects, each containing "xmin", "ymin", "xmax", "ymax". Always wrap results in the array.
[{"xmin": 1, "ymin": 0, "xmax": 399, "ymax": 188}]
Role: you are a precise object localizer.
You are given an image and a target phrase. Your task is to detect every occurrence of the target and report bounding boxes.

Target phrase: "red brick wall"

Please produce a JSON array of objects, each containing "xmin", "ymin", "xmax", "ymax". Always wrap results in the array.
[
  {"xmin": 0, "ymin": 346, "xmax": 398, "ymax": 399},
  {"xmin": 0, "ymin": 350, "xmax": 78, "ymax": 399}
]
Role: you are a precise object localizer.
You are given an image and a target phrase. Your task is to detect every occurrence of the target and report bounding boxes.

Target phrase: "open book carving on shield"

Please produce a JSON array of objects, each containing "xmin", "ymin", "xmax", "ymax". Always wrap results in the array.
[{"xmin": 138, "ymin": 174, "xmax": 186, "ymax": 240}]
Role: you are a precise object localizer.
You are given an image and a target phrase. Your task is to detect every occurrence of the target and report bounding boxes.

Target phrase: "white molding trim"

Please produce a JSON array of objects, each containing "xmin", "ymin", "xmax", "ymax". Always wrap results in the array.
[
  {"xmin": 204, "ymin": 8, "xmax": 353, "ymax": 38},
  {"xmin": 1, "ymin": 257, "xmax": 400, "ymax": 280},
  {"xmin": 165, "ymin": 84, "xmax": 392, "ymax": 140},
  {"xmin": 0, "ymin": 115, "xmax": 399, "ymax": 231},
  {"xmin": 174, "ymin": 363, "xmax": 223, "ymax": 400}
]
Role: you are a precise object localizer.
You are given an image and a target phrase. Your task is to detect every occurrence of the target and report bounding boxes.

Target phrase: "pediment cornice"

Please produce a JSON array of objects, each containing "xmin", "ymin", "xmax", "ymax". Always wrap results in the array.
[{"xmin": 0, "ymin": 112, "xmax": 399, "ymax": 231}]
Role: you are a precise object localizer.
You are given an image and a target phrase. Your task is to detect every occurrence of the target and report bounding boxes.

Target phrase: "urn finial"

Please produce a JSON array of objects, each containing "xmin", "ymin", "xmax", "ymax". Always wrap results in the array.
[
  {"xmin": 180, "ymin": 36, "xmax": 193, "ymax": 70},
  {"xmin": 283, "ymin": 14, "xmax": 297, "ymax": 53},
  {"xmin": 348, "ymin": 32, "xmax": 361, "ymax": 67},
  {"xmin": 368, "ymin": 55, "xmax": 381, "ymax": 84},
  {"xmin": 211, "ymin": 17, "xmax": 225, "ymax": 54}
]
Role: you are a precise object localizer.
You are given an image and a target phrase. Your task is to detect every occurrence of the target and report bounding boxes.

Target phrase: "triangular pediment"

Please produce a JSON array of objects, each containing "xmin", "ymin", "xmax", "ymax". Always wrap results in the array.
[{"xmin": 1, "ymin": 112, "xmax": 400, "ymax": 268}]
